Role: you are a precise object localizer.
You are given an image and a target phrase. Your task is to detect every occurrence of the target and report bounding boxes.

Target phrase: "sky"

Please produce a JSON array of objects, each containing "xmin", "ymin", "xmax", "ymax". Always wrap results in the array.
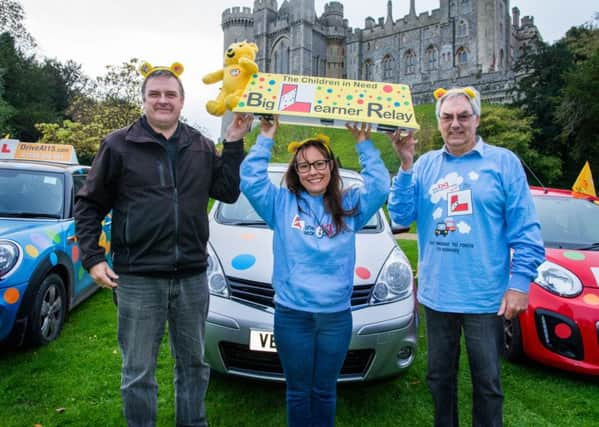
[{"xmin": 19, "ymin": 0, "xmax": 598, "ymax": 140}]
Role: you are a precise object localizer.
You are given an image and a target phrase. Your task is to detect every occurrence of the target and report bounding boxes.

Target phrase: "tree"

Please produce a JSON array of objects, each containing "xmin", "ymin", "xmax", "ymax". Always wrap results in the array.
[
  {"xmin": 36, "ymin": 59, "xmax": 143, "ymax": 163},
  {"xmin": 511, "ymin": 21, "xmax": 599, "ymax": 187},
  {"xmin": 0, "ymin": 0, "xmax": 35, "ymax": 50},
  {"xmin": 478, "ymin": 105, "xmax": 562, "ymax": 185},
  {"xmin": 0, "ymin": 33, "xmax": 84, "ymax": 141}
]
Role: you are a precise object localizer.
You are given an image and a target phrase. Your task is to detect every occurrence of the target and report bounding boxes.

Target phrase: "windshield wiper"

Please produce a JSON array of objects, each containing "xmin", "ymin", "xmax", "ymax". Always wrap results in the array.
[
  {"xmin": 576, "ymin": 242, "xmax": 599, "ymax": 251},
  {"xmin": 0, "ymin": 212, "xmax": 61, "ymax": 219}
]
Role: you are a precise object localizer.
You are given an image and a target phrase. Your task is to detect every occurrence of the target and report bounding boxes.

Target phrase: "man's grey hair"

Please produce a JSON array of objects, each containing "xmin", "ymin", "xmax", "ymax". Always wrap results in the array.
[
  {"xmin": 141, "ymin": 70, "xmax": 185, "ymax": 101},
  {"xmin": 435, "ymin": 86, "xmax": 481, "ymax": 117}
]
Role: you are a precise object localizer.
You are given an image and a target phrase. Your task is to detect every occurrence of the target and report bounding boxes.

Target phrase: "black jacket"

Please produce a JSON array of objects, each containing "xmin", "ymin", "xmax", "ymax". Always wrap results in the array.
[{"xmin": 75, "ymin": 118, "xmax": 244, "ymax": 275}]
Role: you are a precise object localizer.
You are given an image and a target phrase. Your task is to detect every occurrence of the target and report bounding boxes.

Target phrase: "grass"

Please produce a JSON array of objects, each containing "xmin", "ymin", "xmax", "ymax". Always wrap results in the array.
[
  {"xmin": 1, "ymin": 238, "xmax": 598, "ymax": 426},
  {"xmin": 2, "ymin": 120, "xmax": 596, "ymax": 425}
]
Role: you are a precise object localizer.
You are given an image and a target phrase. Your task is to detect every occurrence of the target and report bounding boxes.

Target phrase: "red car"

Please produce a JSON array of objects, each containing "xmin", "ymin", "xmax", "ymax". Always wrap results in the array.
[{"xmin": 504, "ymin": 186, "xmax": 599, "ymax": 375}]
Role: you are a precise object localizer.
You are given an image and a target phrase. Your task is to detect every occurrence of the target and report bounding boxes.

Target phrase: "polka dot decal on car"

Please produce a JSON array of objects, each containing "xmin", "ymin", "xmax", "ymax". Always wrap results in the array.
[
  {"xmin": 355, "ymin": 266, "xmax": 371, "ymax": 280},
  {"xmin": 232, "ymin": 254, "xmax": 256, "ymax": 270},
  {"xmin": 562, "ymin": 251, "xmax": 585, "ymax": 261}
]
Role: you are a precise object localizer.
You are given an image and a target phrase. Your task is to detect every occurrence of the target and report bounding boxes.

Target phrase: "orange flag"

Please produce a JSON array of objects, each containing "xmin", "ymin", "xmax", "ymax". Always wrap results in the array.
[{"xmin": 572, "ymin": 161, "xmax": 596, "ymax": 197}]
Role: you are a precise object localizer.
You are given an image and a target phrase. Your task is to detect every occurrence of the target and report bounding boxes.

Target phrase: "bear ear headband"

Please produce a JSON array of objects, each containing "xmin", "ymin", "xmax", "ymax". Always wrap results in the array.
[
  {"xmin": 433, "ymin": 87, "xmax": 476, "ymax": 100},
  {"xmin": 139, "ymin": 62, "xmax": 184, "ymax": 79},
  {"xmin": 288, "ymin": 133, "xmax": 332, "ymax": 155}
]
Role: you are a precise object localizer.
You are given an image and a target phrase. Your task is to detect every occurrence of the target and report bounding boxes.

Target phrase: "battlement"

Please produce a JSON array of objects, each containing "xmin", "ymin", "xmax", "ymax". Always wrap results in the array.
[
  {"xmin": 222, "ymin": 6, "xmax": 254, "ymax": 26},
  {"xmin": 521, "ymin": 16, "xmax": 535, "ymax": 28},
  {"xmin": 323, "ymin": 1, "xmax": 343, "ymax": 16},
  {"xmin": 253, "ymin": 0, "xmax": 277, "ymax": 12}
]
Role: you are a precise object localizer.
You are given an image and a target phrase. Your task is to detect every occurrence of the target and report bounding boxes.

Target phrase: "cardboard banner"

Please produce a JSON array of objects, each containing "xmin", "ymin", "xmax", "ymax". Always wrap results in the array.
[
  {"xmin": 233, "ymin": 73, "xmax": 419, "ymax": 133},
  {"xmin": 0, "ymin": 139, "xmax": 79, "ymax": 164}
]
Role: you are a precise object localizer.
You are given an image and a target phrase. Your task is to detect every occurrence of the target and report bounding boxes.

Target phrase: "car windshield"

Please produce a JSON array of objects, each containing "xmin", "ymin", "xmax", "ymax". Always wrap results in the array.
[
  {"xmin": 0, "ymin": 168, "xmax": 64, "ymax": 219},
  {"xmin": 217, "ymin": 170, "xmax": 380, "ymax": 230},
  {"xmin": 534, "ymin": 195, "xmax": 599, "ymax": 250}
]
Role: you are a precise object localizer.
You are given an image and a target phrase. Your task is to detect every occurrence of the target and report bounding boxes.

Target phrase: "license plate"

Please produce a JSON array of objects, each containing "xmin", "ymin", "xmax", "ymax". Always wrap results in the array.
[{"xmin": 249, "ymin": 330, "xmax": 277, "ymax": 353}]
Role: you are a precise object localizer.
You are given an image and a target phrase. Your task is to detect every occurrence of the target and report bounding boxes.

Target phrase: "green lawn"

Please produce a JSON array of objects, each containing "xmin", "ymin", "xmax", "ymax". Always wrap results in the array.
[{"xmin": 1, "ymin": 238, "xmax": 597, "ymax": 426}]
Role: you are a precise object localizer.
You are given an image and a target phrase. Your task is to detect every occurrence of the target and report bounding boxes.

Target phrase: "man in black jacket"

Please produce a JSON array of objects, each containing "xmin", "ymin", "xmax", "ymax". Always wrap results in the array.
[{"xmin": 75, "ymin": 63, "xmax": 252, "ymax": 427}]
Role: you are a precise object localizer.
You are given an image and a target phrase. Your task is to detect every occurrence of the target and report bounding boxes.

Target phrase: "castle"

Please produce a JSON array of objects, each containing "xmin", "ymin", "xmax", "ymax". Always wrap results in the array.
[{"xmin": 221, "ymin": 0, "xmax": 540, "ymax": 105}]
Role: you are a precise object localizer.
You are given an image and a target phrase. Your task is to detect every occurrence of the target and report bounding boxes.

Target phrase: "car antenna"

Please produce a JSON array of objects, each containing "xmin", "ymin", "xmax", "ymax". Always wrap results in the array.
[{"xmin": 518, "ymin": 157, "xmax": 547, "ymax": 194}]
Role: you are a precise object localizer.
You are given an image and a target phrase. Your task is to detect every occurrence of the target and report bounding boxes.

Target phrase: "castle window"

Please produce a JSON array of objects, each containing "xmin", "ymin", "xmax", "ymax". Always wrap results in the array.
[
  {"xmin": 364, "ymin": 59, "xmax": 374, "ymax": 80},
  {"xmin": 499, "ymin": 49, "xmax": 505, "ymax": 69},
  {"xmin": 425, "ymin": 46, "xmax": 439, "ymax": 71},
  {"xmin": 456, "ymin": 47, "xmax": 468, "ymax": 65},
  {"xmin": 271, "ymin": 37, "xmax": 290, "ymax": 74},
  {"xmin": 382, "ymin": 55, "xmax": 394, "ymax": 80},
  {"xmin": 457, "ymin": 20, "xmax": 468, "ymax": 37},
  {"xmin": 404, "ymin": 50, "xmax": 416, "ymax": 75}
]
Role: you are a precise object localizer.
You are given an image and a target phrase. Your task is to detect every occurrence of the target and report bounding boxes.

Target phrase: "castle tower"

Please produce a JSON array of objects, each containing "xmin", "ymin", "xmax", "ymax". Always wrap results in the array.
[
  {"xmin": 288, "ymin": 0, "xmax": 316, "ymax": 75},
  {"xmin": 253, "ymin": 0, "xmax": 278, "ymax": 71},
  {"xmin": 222, "ymin": 6, "xmax": 254, "ymax": 50},
  {"xmin": 322, "ymin": 2, "xmax": 346, "ymax": 78},
  {"xmin": 475, "ymin": 0, "xmax": 511, "ymax": 72}
]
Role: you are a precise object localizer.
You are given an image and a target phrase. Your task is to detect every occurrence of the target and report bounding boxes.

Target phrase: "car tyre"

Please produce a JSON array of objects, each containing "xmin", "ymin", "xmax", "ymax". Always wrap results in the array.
[
  {"xmin": 503, "ymin": 316, "xmax": 524, "ymax": 362},
  {"xmin": 26, "ymin": 273, "xmax": 67, "ymax": 346}
]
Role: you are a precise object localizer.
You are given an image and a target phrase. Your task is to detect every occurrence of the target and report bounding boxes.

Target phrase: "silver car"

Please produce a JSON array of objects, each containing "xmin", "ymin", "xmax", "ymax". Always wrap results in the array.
[{"xmin": 205, "ymin": 164, "xmax": 418, "ymax": 382}]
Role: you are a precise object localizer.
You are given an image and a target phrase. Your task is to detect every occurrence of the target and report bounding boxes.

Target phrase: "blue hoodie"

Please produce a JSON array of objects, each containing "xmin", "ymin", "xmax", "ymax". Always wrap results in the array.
[
  {"xmin": 240, "ymin": 135, "xmax": 389, "ymax": 313},
  {"xmin": 388, "ymin": 138, "xmax": 545, "ymax": 313}
]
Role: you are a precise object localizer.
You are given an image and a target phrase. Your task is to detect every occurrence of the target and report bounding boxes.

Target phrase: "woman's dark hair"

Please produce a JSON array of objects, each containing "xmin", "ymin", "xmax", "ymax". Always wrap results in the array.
[{"xmin": 285, "ymin": 140, "xmax": 356, "ymax": 235}]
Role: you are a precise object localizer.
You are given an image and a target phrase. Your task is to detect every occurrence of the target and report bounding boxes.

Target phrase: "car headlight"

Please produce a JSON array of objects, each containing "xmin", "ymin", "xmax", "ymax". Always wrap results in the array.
[
  {"xmin": 534, "ymin": 261, "xmax": 582, "ymax": 297},
  {"xmin": 0, "ymin": 240, "xmax": 21, "ymax": 278},
  {"xmin": 206, "ymin": 243, "xmax": 230, "ymax": 297},
  {"xmin": 370, "ymin": 247, "xmax": 413, "ymax": 305}
]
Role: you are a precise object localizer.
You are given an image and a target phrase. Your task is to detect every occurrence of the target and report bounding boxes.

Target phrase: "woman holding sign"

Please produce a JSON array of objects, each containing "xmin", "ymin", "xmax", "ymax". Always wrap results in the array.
[{"xmin": 240, "ymin": 116, "xmax": 389, "ymax": 426}]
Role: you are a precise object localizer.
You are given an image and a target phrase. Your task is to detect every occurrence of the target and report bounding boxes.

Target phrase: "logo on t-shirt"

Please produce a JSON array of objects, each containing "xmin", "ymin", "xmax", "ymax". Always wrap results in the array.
[
  {"xmin": 447, "ymin": 189, "xmax": 472, "ymax": 216},
  {"xmin": 291, "ymin": 214, "xmax": 304, "ymax": 230}
]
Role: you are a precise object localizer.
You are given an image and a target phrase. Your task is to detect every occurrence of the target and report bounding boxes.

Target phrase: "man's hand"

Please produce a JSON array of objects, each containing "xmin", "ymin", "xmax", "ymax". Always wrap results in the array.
[
  {"xmin": 388, "ymin": 129, "xmax": 417, "ymax": 171},
  {"xmin": 225, "ymin": 113, "xmax": 253, "ymax": 142},
  {"xmin": 345, "ymin": 122, "xmax": 371, "ymax": 143},
  {"xmin": 497, "ymin": 289, "xmax": 528, "ymax": 320},
  {"xmin": 90, "ymin": 261, "xmax": 119, "ymax": 289}
]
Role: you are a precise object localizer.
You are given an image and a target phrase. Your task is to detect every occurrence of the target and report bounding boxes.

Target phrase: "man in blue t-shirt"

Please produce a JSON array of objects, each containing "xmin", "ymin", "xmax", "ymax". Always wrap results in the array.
[{"xmin": 388, "ymin": 86, "xmax": 544, "ymax": 427}]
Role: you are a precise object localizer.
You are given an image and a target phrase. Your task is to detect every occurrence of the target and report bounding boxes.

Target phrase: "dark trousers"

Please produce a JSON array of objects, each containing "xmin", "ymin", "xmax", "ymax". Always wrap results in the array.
[
  {"xmin": 424, "ymin": 306, "xmax": 504, "ymax": 427},
  {"xmin": 116, "ymin": 273, "xmax": 210, "ymax": 427}
]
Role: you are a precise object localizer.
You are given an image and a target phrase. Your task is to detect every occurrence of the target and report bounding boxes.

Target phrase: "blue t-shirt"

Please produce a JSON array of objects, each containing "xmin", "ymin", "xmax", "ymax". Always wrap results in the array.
[
  {"xmin": 240, "ymin": 135, "xmax": 389, "ymax": 313},
  {"xmin": 388, "ymin": 138, "xmax": 545, "ymax": 313}
]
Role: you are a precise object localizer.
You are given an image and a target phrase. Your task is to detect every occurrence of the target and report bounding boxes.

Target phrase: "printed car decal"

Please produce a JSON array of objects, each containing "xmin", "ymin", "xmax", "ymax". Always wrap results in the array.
[
  {"xmin": 592, "ymin": 267, "xmax": 599, "ymax": 287},
  {"xmin": 583, "ymin": 294, "xmax": 599, "ymax": 306},
  {"xmin": 355, "ymin": 266, "xmax": 371, "ymax": 280},
  {"xmin": 232, "ymin": 254, "xmax": 256, "ymax": 270},
  {"xmin": 563, "ymin": 251, "xmax": 585, "ymax": 261}
]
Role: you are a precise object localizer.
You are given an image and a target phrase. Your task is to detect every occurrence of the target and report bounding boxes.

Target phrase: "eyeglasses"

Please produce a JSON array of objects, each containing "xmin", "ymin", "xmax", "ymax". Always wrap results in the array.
[
  {"xmin": 439, "ymin": 113, "xmax": 475, "ymax": 124},
  {"xmin": 295, "ymin": 159, "xmax": 330, "ymax": 174}
]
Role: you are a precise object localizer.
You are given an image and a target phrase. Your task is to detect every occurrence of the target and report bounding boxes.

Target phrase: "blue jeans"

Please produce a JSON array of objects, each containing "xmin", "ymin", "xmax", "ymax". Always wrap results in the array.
[
  {"xmin": 116, "ymin": 273, "xmax": 210, "ymax": 427},
  {"xmin": 424, "ymin": 307, "xmax": 504, "ymax": 427},
  {"xmin": 274, "ymin": 305, "xmax": 352, "ymax": 427}
]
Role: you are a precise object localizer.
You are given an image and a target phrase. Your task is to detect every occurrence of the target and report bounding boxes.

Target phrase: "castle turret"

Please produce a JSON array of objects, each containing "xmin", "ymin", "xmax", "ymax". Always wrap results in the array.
[
  {"xmin": 512, "ymin": 6, "xmax": 520, "ymax": 29},
  {"xmin": 222, "ymin": 6, "xmax": 254, "ymax": 51},
  {"xmin": 253, "ymin": 0, "xmax": 278, "ymax": 71}
]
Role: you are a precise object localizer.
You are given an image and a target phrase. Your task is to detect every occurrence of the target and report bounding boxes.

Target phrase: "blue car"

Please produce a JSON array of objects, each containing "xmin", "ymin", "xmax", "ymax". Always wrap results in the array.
[{"xmin": 0, "ymin": 140, "xmax": 111, "ymax": 346}]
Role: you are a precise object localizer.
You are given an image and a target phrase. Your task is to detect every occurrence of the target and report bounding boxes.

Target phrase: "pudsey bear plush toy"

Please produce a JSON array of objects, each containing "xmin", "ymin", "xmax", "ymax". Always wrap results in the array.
[{"xmin": 202, "ymin": 41, "xmax": 259, "ymax": 116}]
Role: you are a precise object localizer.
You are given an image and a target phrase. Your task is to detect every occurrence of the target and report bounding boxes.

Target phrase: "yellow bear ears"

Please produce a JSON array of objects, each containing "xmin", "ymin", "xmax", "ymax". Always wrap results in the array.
[
  {"xmin": 288, "ymin": 133, "xmax": 332, "ymax": 155},
  {"xmin": 433, "ymin": 87, "xmax": 477, "ymax": 101},
  {"xmin": 139, "ymin": 62, "xmax": 184, "ymax": 79}
]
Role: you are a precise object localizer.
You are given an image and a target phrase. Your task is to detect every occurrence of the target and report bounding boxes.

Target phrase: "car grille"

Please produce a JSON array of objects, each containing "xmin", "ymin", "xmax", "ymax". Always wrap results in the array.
[
  {"xmin": 227, "ymin": 277, "xmax": 374, "ymax": 308},
  {"xmin": 219, "ymin": 342, "xmax": 374, "ymax": 378}
]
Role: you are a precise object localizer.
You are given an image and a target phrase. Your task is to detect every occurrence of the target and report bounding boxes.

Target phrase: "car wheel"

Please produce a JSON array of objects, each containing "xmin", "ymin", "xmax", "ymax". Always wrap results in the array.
[
  {"xmin": 503, "ymin": 316, "xmax": 524, "ymax": 362},
  {"xmin": 26, "ymin": 273, "xmax": 67, "ymax": 346}
]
